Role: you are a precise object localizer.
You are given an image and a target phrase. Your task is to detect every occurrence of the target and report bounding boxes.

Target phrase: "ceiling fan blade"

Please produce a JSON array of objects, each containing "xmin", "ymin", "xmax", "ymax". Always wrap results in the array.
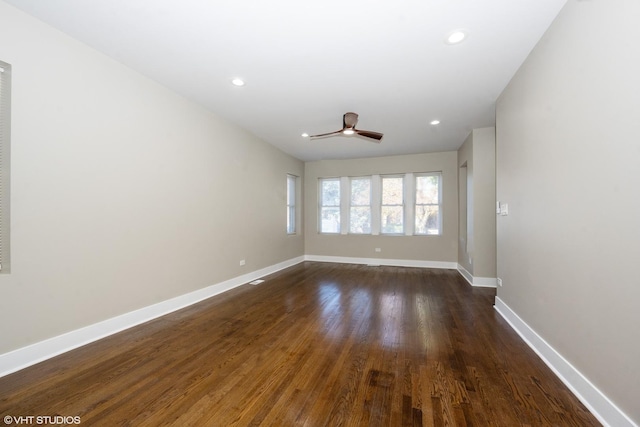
[
  {"xmin": 355, "ymin": 129, "xmax": 384, "ymax": 141},
  {"xmin": 343, "ymin": 112, "xmax": 359, "ymax": 129},
  {"xmin": 308, "ymin": 130, "xmax": 344, "ymax": 139}
]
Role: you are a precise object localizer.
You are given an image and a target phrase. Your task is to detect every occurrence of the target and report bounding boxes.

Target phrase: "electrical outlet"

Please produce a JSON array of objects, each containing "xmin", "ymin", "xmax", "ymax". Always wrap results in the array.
[
  {"xmin": 375, "ymin": 248, "xmax": 381, "ymax": 252},
  {"xmin": 239, "ymin": 259, "xmax": 246, "ymax": 266},
  {"xmin": 497, "ymin": 278, "xmax": 503, "ymax": 287}
]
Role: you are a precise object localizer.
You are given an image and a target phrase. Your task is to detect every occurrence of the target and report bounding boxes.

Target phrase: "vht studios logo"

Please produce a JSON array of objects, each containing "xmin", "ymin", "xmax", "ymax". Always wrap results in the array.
[{"xmin": 3, "ymin": 415, "xmax": 81, "ymax": 425}]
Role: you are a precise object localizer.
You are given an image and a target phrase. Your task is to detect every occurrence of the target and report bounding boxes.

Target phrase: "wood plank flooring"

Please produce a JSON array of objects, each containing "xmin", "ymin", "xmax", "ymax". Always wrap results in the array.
[{"xmin": 0, "ymin": 262, "xmax": 601, "ymax": 426}]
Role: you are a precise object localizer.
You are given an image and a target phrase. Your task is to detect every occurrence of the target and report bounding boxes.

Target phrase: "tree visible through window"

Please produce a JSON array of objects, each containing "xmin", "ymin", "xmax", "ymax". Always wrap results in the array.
[
  {"xmin": 320, "ymin": 178, "xmax": 340, "ymax": 233},
  {"xmin": 350, "ymin": 177, "xmax": 371, "ymax": 233},
  {"xmin": 318, "ymin": 172, "xmax": 442, "ymax": 236},
  {"xmin": 381, "ymin": 176, "xmax": 404, "ymax": 234},
  {"xmin": 415, "ymin": 174, "xmax": 441, "ymax": 235}
]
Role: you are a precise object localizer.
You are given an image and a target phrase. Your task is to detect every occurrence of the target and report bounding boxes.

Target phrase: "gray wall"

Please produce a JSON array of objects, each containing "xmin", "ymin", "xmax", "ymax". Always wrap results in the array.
[
  {"xmin": 305, "ymin": 152, "xmax": 458, "ymax": 263},
  {"xmin": 496, "ymin": 0, "xmax": 640, "ymax": 423},
  {"xmin": 0, "ymin": 2, "xmax": 304, "ymax": 354},
  {"xmin": 457, "ymin": 127, "xmax": 496, "ymax": 279}
]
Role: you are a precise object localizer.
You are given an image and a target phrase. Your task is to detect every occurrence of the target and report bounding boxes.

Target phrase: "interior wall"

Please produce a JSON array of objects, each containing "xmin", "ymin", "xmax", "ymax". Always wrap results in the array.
[
  {"xmin": 496, "ymin": 0, "xmax": 640, "ymax": 423},
  {"xmin": 0, "ymin": 2, "xmax": 304, "ymax": 354},
  {"xmin": 457, "ymin": 128, "xmax": 496, "ymax": 279},
  {"xmin": 457, "ymin": 134, "xmax": 473, "ymax": 273},
  {"xmin": 304, "ymin": 152, "xmax": 458, "ymax": 263},
  {"xmin": 470, "ymin": 127, "xmax": 496, "ymax": 279}
]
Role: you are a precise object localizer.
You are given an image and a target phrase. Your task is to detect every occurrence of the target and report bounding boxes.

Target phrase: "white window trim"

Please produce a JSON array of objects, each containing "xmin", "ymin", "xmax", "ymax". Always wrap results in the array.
[
  {"xmin": 405, "ymin": 173, "xmax": 415, "ymax": 236},
  {"xmin": 318, "ymin": 171, "xmax": 442, "ymax": 237},
  {"xmin": 371, "ymin": 175, "xmax": 381, "ymax": 235},
  {"xmin": 286, "ymin": 174, "xmax": 297, "ymax": 235},
  {"xmin": 339, "ymin": 176, "xmax": 349, "ymax": 235}
]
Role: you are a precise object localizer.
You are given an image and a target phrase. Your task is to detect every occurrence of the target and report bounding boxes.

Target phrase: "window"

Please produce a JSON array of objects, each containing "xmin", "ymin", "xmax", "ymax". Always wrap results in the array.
[
  {"xmin": 318, "ymin": 172, "xmax": 442, "ymax": 236},
  {"xmin": 0, "ymin": 61, "xmax": 10, "ymax": 273},
  {"xmin": 415, "ymin": 173, "xmax": 442, "ymax": 235},
  {"xmin": 350, "ymin": 177, "xmax": 371, "ymax": 234},
  {"xmin": 381, "ymin": 175, "xmax": 404, "ymax": 234},
  {"xmin": 319, "ymin": 178, "xmax": 340, "ymax": 233},
  {"xmin": 286, "ymin": 174, "xmax": 297, "ymax": 234}
]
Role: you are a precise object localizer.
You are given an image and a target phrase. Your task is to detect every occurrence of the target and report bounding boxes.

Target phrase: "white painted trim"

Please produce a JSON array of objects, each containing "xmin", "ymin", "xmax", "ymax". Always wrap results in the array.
[
  {"xmin": 473, "ymin": 277, "xmax": 498, "ymax": 288},
  {"xmin": 472, "ymin": 277, "xmax": 497, "ymax": 287},
  {"xmin": 457, "ymin": 264, "xmax": 497, "ymax": 288},
  {"xmin": 0, "ymin": 256, "xmax": 305, "ymax": 378},
  {"xmin": 494, "ymin": 297, "xmax": 637, "ymax": 427},
  {"xmin": 305, "ymin": 254, "xmax": 457, "ymax": 270},
  {"xmin": 458, "ymin": 264, "xmax": 474, "ymax": 284}
]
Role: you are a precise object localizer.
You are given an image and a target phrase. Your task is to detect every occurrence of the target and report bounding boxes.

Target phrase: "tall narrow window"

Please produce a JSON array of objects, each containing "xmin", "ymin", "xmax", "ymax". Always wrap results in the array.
[
  {"xmin": 319, "ymin": 178, "xmax": 341, "ymax": 233},
  {"xmin": 415, "ymin": 173, "xmax": 442, "ymax": 235},
  {"xmin": 286, "ymin": 174, "xmax": 297, "ymax": 234},
  {"xmin": 350, "ymin": 177, "xmax": 371, "ymax": 234},
  {"xmin": 0, "ymin": 61, "xmax": 11, "ymax": 273},
  {"xmin": 381, "ymin": 175, "xmax": 404, "ymax": 234}
]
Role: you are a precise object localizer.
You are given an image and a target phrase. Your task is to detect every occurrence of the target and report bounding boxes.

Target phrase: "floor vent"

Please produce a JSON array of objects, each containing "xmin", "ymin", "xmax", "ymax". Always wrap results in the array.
[{"xmin": 249, "ymin": 279, "xmax": 265, "ymax": 285}]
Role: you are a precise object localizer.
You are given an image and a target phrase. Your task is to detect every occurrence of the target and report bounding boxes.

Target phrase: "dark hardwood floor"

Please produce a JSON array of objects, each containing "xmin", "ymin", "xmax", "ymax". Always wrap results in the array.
[{"xmin": 0, "ymin": 262, "xmax": 601, "ymax": 426}]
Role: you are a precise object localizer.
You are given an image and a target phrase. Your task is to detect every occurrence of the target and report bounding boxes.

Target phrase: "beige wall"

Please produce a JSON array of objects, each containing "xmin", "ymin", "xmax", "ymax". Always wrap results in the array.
[
  {"xmin": 496, "ymin": 0, "xmax": 640, "ymax": 423},
  {"xmin": 471, "ymin": 127, "xmax": 496, "ymax": 278},
  {"xmin": 457, "ymin": 133, "xmax": 473, "ymax": 273},
  {"xmin": 304, "ymin": 152, "xmax": 458, "ymax": 263},
  {"xmin": 457, "ymin": 128, "xmax": 496, "ymax": 279},
  {"xmin": 0, "ymin": 2, "xmax": 304, "ymax": 354}
]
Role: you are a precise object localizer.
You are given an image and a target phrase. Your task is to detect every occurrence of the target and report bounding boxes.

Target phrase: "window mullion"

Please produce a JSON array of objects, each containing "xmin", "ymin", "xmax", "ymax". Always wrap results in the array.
[
  {"xmin": 405, "ymin": 172, "xmax": 414, "ymax": 236},
  {"xmin": 371, "ymin": 174, "xmax": 381, "ymax": 235},
  {"xmin": 340, "ymin": 176, "xmax": 349, "ymax": 235}
]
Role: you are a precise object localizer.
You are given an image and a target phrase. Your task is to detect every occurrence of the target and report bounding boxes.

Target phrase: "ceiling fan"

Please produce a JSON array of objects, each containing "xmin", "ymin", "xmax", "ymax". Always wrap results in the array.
[{"xmin": 309, "ymin": 112, "xmax": 383, "ymax": 142}]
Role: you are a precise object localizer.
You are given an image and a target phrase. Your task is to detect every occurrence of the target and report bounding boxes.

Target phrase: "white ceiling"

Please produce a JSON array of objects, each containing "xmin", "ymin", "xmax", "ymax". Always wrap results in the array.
[{"xmin": 5, "ymin": 0, "xmax": 567, "ymax": 161}]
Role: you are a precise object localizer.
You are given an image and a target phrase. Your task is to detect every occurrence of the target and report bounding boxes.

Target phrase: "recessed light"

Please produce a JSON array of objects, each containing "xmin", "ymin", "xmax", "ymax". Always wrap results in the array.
[
  {"xmin": 231, "ymin": 78, "xmax": 245, "ymax": 87},
  {"xmin": 446, "ymin": 30, "xmax": 467, "ymax": 45},
  {"xmin": 430, "ymin": 120, "xmax": 441, "ymax": 125},
  {"xmin": 301, "ymin": 133, "xmax": 309, "ymax": 138}
]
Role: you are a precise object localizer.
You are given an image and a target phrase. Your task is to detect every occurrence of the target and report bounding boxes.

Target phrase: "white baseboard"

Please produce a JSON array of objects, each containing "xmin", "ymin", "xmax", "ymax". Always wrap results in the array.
[
  {"xmin": 494, "ymin": 297, "xmax": 637, "ymax": 427},
  {"xmin": 0, "ymin": 256, "xmax": 305, "ymax": 378},
  {"xmin": 305, "ymin": 254, "xmax": 457, "ymax": 270},
  {"xmin": 457, "ymin": 264, "xmax": 497, "ymax": 287}
]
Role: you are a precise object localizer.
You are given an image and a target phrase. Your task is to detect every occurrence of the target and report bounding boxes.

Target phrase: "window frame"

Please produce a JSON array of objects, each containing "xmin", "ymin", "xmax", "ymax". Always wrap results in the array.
[
  {"xmin": 380, "ymin": 174, "xmax": 405, "ymax": 235},
  {"xmin": 318, "ymin": 178, "xmax": 341, "ymax": 234},
  {"xmin": 286, "ymin": 174, "xmax": 297, "ymax": 235},
  {"xmin": 349, "ymin": 176, "xmax": 372, "ymax": 234},
  {"xmin": 317, "ymin": 171, "xmax": 442, "ymax": 237},
  {"xmin": 414, "ymin": 172, "xmax": 443, "ymax": 236}
]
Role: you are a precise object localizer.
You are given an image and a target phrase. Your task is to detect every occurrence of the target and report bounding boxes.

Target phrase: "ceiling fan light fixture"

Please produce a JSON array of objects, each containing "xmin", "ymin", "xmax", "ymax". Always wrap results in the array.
[
  {"xmin": 231, "ymin": 78, "xmax": 245, "ymax": 87},
  {"xmin": 301, "ymin": 133, "xmax": 309, "ymax": 138},
  {"xmin": 446, "ymin": 30, "xmax": 467, "ymax": 45},
  {"xmin": 343, "ymin": 129, "xmax": 355, "ymax": 135}
]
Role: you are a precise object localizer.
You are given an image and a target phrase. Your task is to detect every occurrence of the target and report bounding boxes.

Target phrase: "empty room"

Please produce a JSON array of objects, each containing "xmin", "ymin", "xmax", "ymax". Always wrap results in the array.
[{"xmin": 0, "ymin": 0, "xmax": 638, "ymax": 426}]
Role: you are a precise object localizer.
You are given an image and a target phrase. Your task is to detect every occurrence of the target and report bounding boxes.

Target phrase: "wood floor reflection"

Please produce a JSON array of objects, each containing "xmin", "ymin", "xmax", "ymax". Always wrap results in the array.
[{"xmin": 0, "ymin": 262, "xmax": 601, "ymax": 426}]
